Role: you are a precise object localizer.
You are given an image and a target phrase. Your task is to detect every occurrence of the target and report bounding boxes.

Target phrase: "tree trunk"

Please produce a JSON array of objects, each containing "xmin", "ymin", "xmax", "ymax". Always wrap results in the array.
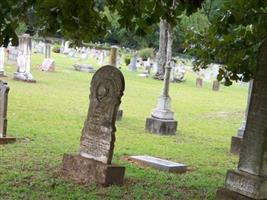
[{"xmin": 155, "ymin": 19, "xmax": 172, "ymax": 80}]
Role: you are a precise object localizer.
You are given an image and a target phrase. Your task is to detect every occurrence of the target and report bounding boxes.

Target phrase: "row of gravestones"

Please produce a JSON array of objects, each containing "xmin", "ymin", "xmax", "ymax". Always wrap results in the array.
[
  {"xmin": 2, "ymin": 34, "xmax": 55, "ymax": 83},
  {"xmin": 0, "ymin": 62, "xmax": 264, "ymax": 200},
  {"xmin": 1, "ymin": 38, "xmax": 265, "ymax": 200},
  {"xmin": 0, "ymin": 39, "xmax": 266, "ymax": 199}
]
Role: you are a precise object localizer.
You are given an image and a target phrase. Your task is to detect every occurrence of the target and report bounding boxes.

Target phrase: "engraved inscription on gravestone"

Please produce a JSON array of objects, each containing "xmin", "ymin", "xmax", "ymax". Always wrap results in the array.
[{"xmin": 79, "ymin": 65, "xmax": 125, "ymax": 164}]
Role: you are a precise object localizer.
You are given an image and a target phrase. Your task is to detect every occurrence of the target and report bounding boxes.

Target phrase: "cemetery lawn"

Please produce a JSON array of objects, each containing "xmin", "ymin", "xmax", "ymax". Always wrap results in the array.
[{"xmin": 0, "ymin": 53, "xmax": 247, "ymax": 200}]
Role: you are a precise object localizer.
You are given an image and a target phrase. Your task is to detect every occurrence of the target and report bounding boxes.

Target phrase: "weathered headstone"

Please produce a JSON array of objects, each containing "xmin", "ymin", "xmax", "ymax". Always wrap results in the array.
[
  {"xmin": 146, "ymin": 62, "xmax": 177, "ymax": 135},
  {"xmin": 212, "ymin": 80, "xmax": 220, "ymax": 91},
  {"xmin": 61, "ymin": 65, "xmax": 125, "ymax": 186},
  {"xmin": 110, "ymin": 46, "xmax": 118, "ymax": 68},
  {"xmin": 230, "ymin": 80, "xmax": 253, "ymax": 154},
  {"xmin": 217, "ymin": 39, "xmax": 267, "ymax": 199},
  {"xmin": 0, "ymin": 47, "xmax": 6, "ymax": 77},
  {"xmin": 13, "ymin": 34, "xmax": 36, "ymax": 83},
  {"xmin": 130, "ymin": 155, "xmax": 187, "ymax": 173},
  {"xmin": 196, "ymin": 77, "xmax": 203, "ymax": 88},
  {"xmin": 0, "ymin": 81, "xmax": 16, "ymax": 144},
  {"xmin": 40, "ymin": 43, "xmax": 55, "ymax": 72}
]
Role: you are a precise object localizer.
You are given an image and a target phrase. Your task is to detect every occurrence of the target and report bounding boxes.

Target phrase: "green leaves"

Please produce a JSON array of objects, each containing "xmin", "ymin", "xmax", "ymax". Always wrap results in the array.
[{"xmin": 184, "ymin": 0, "xmax": 267, "ymax": 85}]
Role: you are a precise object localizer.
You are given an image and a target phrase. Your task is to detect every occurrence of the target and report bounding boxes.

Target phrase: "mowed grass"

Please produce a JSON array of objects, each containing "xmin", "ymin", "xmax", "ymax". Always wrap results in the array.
[{"xmin": 0, "ymin": 52, "xmax": 247, "ymax": 200}]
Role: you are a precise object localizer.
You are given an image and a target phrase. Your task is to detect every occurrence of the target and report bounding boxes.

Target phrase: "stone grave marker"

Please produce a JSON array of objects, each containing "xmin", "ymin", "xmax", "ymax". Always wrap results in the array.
[
  {"xmin": 14, "ymin": 34, "xmax": 36, "ymax": 83},
  {"xmin": 0, "ymin": 81, "xmax": 16, "ymax": 144},
  {"xmin": 109, "ymin": 46, "xmax": 123, "ymax": 120},
  {"xmin": 216, "ymin": 38, "xmax": 267, "ymax": 200},
  {"xmin": 196, "ymin": 77, "xmax": 203, "ymax": 88},
  {"xmin": 146, "ymin": 62, "xmax": 177, "ymax": 135},
  {"xmin": 61, "ymin": 65, "xmax": 125, "ymax": 186},
  {"xmin": 40, "ymin": 43, "xmax": 55, "ymax": 72},
  {"xmin": 130, "ymin": 155, "xmax": 187, "ymax": 173},
  {"xmin": 212, "ymin": 80, "xmax": 220, "ymax": 91}
]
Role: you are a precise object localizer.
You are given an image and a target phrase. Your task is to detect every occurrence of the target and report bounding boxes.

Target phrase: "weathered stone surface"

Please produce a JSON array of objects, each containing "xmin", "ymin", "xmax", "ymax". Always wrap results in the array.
[
  {"xmin": 79, "ymin": 65, "xmax": 125, "ymax": 164},
  {"xmin": 61, "ymin": 65, "xmax": 125, "ymax": 186},
  {"xmin": 130, "ymin": 155, "xmax": 187, "ymax": 173},
  {"xmin": 61, "ymin": 154, "xmax": 125, "ymax": 186},
  {"xmin": 0, "ymin": 81, "xmax": 9, "ymax": 138},
  {"xmin": 0, "ymin": 81, "xmax": 16, "ymax": 144},
  {"xmin": 109, "ymin": 46, "xmax": 118, "ymax": 68},
  {"xmin": 146, "ymin": 117, "xmax": 177, "ymax": 135},
  {"xmin": 14, "ymin": 34, "xmax": 36, "ymax": 83},
  {"xmin": 216, "ymin": 188, "xmax": 254, "ymax": 200},
  {"xmin": 196, "ymin": 78, "xmax": 203, "ymax": 88},
  {"xmin": 225, "ymin": 170, "xmax": 267, "ymax": 199},
  {"xmin": 73, "ymin": 64, "xmax": 95, "ymax": 73},
  {"xmin": 212, "ymin": 80, "xmax": 220, "ymax": 91},
  {"xmin": 218, "ymin": 38, "xmax": 267, "ymax": 199},
  {"xmin": 230, "ymin": 136, "xmax": 242, "ymax": 154}
]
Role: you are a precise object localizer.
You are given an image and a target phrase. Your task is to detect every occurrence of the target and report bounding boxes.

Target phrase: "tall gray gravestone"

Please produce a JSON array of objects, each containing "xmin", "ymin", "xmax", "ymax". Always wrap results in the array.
[
  {"xmin": 0, "ymin": 81, "xmax": 16, "ymax": 144},
  {"xmin": 61, "ymin": 65, "xmax": 125, "ymax": 186},
  {"xmin": 217, "ymin": 39, "xmax": 267, "ymax": 199}
]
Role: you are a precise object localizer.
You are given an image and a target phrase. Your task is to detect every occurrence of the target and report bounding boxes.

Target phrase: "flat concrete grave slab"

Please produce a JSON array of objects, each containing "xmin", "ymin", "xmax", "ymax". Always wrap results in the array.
[{"xmin": 130, "ymin": 155, "xmax": 187, "ymax": 173}]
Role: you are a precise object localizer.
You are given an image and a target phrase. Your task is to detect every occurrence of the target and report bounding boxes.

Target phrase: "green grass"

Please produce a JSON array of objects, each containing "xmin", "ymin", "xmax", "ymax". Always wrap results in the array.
[{"xmin": 0, "ymin": 52, "xmax": 247, "ymax": 200}]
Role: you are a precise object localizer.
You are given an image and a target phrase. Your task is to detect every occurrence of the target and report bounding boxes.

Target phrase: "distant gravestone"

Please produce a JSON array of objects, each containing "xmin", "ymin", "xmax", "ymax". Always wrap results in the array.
[
  {"xmin": 196, "ymin": 78, "xmax": 203, "ymax": 88},
  {"xmin": 40, "ymin": 43, "xmax": 55, "ymax": 72},
  {"xmin": 128, "ymin": 52, "xmax": 137, "ymax": 71},
  {"xmin": 61, "ymin": 65, "xmax": 125, "ymax": 186},
  {"xmin": 0, "ymin": 81, "xmax": 16, "ymax": 144},
  {"xmin": 212, "ymin": 80, "xmax": 220, "ymax": 91}
]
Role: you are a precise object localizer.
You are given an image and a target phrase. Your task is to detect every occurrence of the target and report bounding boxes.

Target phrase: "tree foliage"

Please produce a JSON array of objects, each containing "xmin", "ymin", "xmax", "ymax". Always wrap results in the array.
[{"xmin": 185, "ymin": 0, "xmax": 267, "ymax": 85}]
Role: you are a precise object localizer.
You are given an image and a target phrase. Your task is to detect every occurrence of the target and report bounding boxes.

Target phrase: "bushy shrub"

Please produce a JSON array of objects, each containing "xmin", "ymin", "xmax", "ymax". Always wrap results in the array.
[
  {"xmin": 139, "ymin": 48, "xmax": 153, "ymax": 60},
  {"xmin": 52, "ymin": 44, "xmax": 61, "ymax": 53},
  {"xmin": 124, "ymin": 54, "xmax": 131, "ymax": 66}
]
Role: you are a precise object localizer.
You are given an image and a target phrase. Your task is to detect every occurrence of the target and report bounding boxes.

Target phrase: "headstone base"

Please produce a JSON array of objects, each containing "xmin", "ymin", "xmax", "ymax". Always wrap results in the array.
[
  {"xmin": 0, "ymin": 71, "xmax": 7, "ymax": 77},
  {"xmin": 230, "ymin": 136, "xmax": 242, "ymax": 154},
  {"xmin": 60, "ymin": 154, "xmax": 125, "ymax": 186},
  {"xmin": 116, "ymin": 109, "xmax": 123, "ymax": 121},
  {"xmin": 0, "ymin": 136, "xmax": 16, "ymax": 145},
  {"xmin": 224, "ymin": 170, "xmax": 267, "ymax": 199},
  {"xmin": 145, "ymin": 117, "xmax": 177, "ymax": 135},
  {"xmin": 13, "ymin": 72, "xmax": 36, "ymax": 83},
  {"xmin": 216, "ymin": 188, "xmax": 254, "ymax": 200}
]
